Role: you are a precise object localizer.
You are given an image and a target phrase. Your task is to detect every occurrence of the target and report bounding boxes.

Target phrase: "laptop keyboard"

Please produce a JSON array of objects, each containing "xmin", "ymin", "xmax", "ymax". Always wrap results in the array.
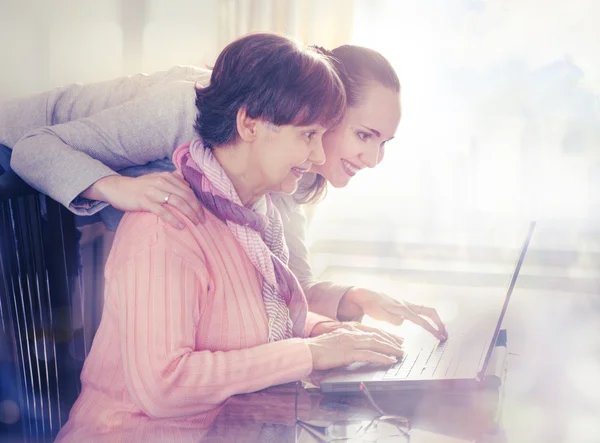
[{"xmin": 383, "ymin": 340, "xmax": 449, "ymax": 379}]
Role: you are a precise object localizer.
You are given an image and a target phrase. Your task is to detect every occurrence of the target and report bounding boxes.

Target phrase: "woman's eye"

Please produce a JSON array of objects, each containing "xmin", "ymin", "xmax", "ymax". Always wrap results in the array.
[
  {"xmin": 305, "ymin": 130, "xmax": 317, "ymax": 139},
  {"xmin": 357, "ymin": 131, "xmax": 371, "ymax": 141}
]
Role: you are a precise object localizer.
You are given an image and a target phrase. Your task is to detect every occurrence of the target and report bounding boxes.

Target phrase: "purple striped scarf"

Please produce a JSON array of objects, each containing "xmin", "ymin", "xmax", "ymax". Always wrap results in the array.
[{"xmin": 172, "ymin": 139, "xmax": 308, "ymax": 341}]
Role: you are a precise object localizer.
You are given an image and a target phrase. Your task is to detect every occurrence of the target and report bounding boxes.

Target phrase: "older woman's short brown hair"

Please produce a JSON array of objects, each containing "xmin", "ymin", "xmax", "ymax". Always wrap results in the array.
[{"xmin": 194, "ymin": 33, "xmax": 346, "ymax": 151}]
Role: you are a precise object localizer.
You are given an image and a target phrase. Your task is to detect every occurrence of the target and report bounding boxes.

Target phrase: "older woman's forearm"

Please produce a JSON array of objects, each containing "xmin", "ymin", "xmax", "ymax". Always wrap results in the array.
[{"xmin": 125, "ymin": 339, "xmax": 312, "ymax": 419}]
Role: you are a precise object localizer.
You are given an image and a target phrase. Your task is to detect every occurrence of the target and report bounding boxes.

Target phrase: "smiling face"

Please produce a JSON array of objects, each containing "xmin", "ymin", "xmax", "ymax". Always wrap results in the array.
[
  {"xmin": 312, "ymin": 83, "xmax": 402, "ymax": 188},
  {"xmin": 252, "ymin": 121, "xmax": 327, "ymax": 195}
]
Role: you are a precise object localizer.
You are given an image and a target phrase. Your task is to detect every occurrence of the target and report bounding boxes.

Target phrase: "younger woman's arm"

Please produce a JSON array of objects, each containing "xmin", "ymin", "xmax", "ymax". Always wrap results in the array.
[{"xmin": 10, "ymin": 80, "xmax": 199, "ymax": 215}]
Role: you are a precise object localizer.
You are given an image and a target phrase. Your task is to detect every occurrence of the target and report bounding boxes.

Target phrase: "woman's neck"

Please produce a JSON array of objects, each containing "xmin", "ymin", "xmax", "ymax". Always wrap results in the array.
[{"xmin": 212, "ymin": 143, "xmax": 267, "ymax": 207}]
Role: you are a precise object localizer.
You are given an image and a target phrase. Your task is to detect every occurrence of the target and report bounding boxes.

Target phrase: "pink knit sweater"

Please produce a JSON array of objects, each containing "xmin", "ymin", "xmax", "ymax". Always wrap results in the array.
[{"xmin": 56, "ymin": 208, "xmax": 326, "ymax": 442}]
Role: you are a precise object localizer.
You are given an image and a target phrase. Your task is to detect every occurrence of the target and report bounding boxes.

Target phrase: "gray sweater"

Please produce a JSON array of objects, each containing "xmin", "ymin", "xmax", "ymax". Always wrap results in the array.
[{"xmin": 1, "ymin": 65, "xmax": 350, "ymax": 319}]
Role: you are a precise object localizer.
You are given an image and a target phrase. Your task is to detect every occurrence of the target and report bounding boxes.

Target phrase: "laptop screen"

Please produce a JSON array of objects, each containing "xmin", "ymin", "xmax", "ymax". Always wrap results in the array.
[{"xmin": 477, "ymin": 221, "xmax": 536, "ymax": 380}]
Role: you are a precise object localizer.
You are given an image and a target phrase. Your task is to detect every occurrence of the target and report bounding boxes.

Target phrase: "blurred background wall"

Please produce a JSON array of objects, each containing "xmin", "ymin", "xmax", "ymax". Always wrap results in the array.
[{"xmin": 0, "ymin": 0, "xmax": 353, "ymax": 97}]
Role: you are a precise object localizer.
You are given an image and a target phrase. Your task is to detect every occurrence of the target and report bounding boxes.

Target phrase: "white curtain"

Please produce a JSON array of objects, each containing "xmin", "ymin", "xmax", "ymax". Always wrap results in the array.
[{"xmin": 217, "ymin": 0, "xmax": 354, "ymax": 50}]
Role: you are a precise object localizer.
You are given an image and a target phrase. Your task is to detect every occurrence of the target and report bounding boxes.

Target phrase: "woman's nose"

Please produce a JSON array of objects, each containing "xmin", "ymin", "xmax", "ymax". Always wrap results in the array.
[
  {"xmin": 309, "ymin": 138, "xmax": 326, "ymax": 166},
  {"xmin": 376, "ymin": 145, "xmax": 386, "ymax": 165},
  {"xmin": 359, "ymin": 146, "xmax": 380, "ymax": 168}
]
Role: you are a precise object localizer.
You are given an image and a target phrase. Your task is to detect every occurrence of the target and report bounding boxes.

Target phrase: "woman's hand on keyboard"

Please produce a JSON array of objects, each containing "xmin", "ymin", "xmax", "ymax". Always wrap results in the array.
[
  {"xmin": 306, "ymin": 327, "xmax": 405, "ymax": 371},
  {"xmin": 309, "ymin": 320, "xmax": 404, "ymax": 349},
  {"xmin": 338, "ymin": 288, "xmax": 448, "ymax": 341}
]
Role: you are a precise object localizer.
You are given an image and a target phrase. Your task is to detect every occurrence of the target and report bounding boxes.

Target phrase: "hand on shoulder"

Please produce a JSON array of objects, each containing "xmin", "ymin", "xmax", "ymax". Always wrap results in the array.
[{"xmin": 83, "ymin": 171, "xmax": 205, "ymax": 229}]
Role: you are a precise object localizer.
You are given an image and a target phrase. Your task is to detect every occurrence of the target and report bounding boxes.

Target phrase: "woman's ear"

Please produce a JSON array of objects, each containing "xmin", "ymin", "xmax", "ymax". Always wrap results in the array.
[{"xmin": 236, "ymin": 106, "xmax": 258, "ymax": 142}]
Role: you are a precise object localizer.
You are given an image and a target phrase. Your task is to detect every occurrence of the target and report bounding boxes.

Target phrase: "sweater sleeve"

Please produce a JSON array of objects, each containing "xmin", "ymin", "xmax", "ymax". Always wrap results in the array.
[
  {"xmin": 112, "ymin": 235, "xmax": 313, "ymax": 419},
  {"xmin": 0, "ymin": 66, "xmax": 209, "ymax": 149},
  {"xmin": 0, "ymin": 92, "xmax": 54, "ymax": 149},
  {"xmin": 10, "ymin": 80, "xmax": 199, "ymax": 215},
  {"xmin": 271, "ymin": 193, "xmax": 353, "ymax": 321},
  {"xmin": 305, "ymin": 311, "xmax": 335, "ymax": 337}
]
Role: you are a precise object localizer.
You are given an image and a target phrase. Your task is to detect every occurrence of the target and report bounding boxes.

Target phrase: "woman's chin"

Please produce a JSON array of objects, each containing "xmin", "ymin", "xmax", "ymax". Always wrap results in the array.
[
  {"xmin": 275, "ymin": 180, "xmax": 299, "ymax": 195},
  {"xmin": 326, "ymin": 173, "xmax": 351, "ymax": 189}
]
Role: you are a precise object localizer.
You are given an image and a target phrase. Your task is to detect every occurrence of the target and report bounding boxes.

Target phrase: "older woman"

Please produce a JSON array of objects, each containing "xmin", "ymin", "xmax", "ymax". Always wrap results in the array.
[
  {"xmin": 53, "ymin": 33, "xmax": 404, "ymax": 442},
  {"xmin": 2, "ymin": 38, "xmax": 447, "ymax": 340}
]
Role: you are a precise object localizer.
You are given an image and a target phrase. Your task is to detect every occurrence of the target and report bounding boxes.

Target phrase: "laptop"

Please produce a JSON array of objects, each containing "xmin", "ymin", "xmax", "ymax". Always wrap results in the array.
[{"xmin": 320, "ymin": 221, "xmax": 536, "ymax": 393}]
